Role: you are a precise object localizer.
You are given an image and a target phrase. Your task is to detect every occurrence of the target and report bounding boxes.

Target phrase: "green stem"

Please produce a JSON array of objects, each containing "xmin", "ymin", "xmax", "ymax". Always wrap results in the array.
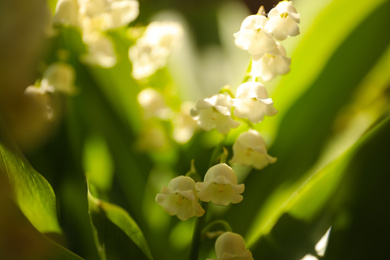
[
  {"xmin": 189, "ymin": 136, "xmax": 226, "ymax": 260},
  {"xmin": 189, "ymin": 202, "xmax": 208, "ymax": 260},
  {"xmin": 201, "ymin": 219, "xmax": 232, "ymax": 237}
]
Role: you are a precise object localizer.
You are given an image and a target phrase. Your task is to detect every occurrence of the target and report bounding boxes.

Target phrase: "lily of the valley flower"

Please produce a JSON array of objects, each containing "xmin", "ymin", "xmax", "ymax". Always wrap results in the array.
[
  {"xmin": 209, "ymin": 232, "xmax": 253, "ymax": 260},
  {"xmin": 82, "ymin": 33, "xmax": 117, "ymax": 68},
  {"xmin": 232, "ymin": 82, "xmax": 277, "ymax": 123},
  {"xmin": 195, "ymin": 163, "xmax": 244, "ymax": 206},
  {"xmin": 250, "ymin": 42, "xmax": 291, "ymax": 81},
  {"xmin": 54, "ymin": 0, "xmax": 139, "ymax": 68},
  {"xmin": 230, "ymin": 130, "xmax": 276, "ymax": 170},
  {"xmin": 265, "ymin": 1, "xmax": 300, "ymax": 41},
  {"xmin": 54, "ymin": 0, "xmax": 139, "ymax": 31},
  {"xmin": 191, "ymin": 94, "xmax": 239, "ymax": 134},
  {"xmin": 40, "ymin": 62, "xmax": 76, "ymax": 95},
  {"xmin": 172, "ymin": 101, "xmax": 198, "ymax": 144},
  {"xmin": 137, "ymin": 88, "xmax": 171, "ymax": 119},
  {"xmin": 129, "ymin": 21, "xmax": 183, "ymax": 79},
  {"xmin": 155, "ymin": 176, "xmax": 204, "ymax": 221},
  {"xmin": 234, "ymin": 14, "xmax": 277, "ymax": 60},
  {"xmin": 53, "ymin": 0, "xmax": 80, "ymax": 26}
]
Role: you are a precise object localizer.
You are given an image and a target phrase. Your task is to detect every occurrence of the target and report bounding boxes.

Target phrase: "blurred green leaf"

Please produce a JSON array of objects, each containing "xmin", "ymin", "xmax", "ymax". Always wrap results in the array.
[
  {"xmin": 88, "ymin": 185, "xmax": 153, "ymax": 260},
  {"xmin": 0, "ymin": 143, "xmax": 61, "ymax": 234},
  {"xmin": 250, "ymin": 113, "xmax": 390, "ymax": 259},
  {"xmin": 263, "ymin": 0, "xmax": 389, "ymax": 138},
  {"xmin": 325, "ymin": 115, "xmax": 390, "ymax": 259}
]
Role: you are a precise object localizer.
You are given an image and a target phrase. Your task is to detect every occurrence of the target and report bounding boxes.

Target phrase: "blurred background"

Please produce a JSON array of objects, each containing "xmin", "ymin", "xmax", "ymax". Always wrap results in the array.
[{"xmin": 0, "ymin": 0, "xmax": 389, "ymax": 259}]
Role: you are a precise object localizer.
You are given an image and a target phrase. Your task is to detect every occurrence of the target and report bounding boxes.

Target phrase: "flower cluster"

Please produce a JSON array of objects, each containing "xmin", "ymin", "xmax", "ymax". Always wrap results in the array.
[
  {"xmin": 129, "ymin": 21, "xmax": 183, "ymax": 80},
  {"xmin": 53, "ymin": 0, "xmax": 139, "ymax": 67},
  {"xmin": 234, "ymin": 1, "xmax": 300, "ymax": 81},
  {"xmin": 155, "ymin": 1, "xmax": 300, "ymax": 258},
  {"xmin": 136, "ymin": 88, "xmax": 198, "ymax": 150},
  {"xmin": 155, "ymin": 163, "xmax": 244, "ymax": 220},
  {"xmin": 157, "ymin": 0, "xmax": 300, "ymax": 220}
]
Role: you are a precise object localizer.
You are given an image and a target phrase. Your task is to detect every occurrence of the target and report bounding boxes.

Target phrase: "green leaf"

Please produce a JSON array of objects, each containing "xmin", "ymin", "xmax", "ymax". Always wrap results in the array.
[
  {"xmin": 88, "ymin": 185, "xmax": 153, "ymax": 260},
  {"xmin": 325, "ymin": 115, "xmax": 390, "ymax": 259},
  {"xmin": 249, "ymin": 114, "xmax": 390, "ymax": 258},
  {"xmin": 261, "ymin": 0, "xmax": 389, "ymax": 138},
  {"xmin": 0, "ymin": 143, "xmax": 61, "ymax": 234},
  {"xmin": 0, "ymin": 170, "xmax": 84, "ymax": 260}
]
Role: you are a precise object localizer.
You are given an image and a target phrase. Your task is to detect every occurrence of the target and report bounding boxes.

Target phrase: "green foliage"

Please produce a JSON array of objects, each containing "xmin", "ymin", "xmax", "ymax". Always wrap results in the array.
[
  {"xmin": 0, "ymin": 0, "xmax": 389, "ymax": 259},
  {"xmin": 88, "ymin": 185, "xmax": 153, "ymax": 260},
  {"xmin": 0, "ymin": 143, "xmax": 61, "ymax": 234}
]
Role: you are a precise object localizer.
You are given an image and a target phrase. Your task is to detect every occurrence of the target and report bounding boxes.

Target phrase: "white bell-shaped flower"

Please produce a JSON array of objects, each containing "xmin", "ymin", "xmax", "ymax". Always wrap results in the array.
[
  {"xmin": 209, "ymin": 232, "xmax": 253, "ymax": 260},
  {"xmin": 40, "ymin": 63, "xmax": 76, "ymax": 95},
  {"xmin": 82, "ymin": 33, "xmax": 117, "ymax": 68},
  {"xmin": 195, "ymin": 163, "xmax": 244, "ymax": 206},
  {"xmin": 230, "ymin": 130, "xmax": 276, "ymax": 170},
  {"xmin": 129, "ymin": 39, "xmax": 165, "ymax": 79},
  {"xmin": 53, "ymin": 0, "xmax": 80, "ymax": 27},
  {"xmin": 78, "ymin": 0, "xmax": 139, "ymax": 31},
  {"xmin": 156, "ymin": 176, "xmax": 205, "ymax": 221},
  {"xmin": 191, "ymin": 94, "xmax": 239, "ymax": 134},
  {"xmin": 54, "ymin": 0, "xmax": 139, "ymax": 69},
  {"xmin": 78, "ymin": 0, "xmax": 107, "ymax": 17},
  {"xmin": 251, "ymin": 42, "xmax": 291, "ymax": 81},
  {"xmin": 107, "ymin": 0, "xmax": 139, "ymax": 29},
  {"xmin": 234, "ymin": 14, "xmax": 277, "ymax": 60},
  {"xmin": 142, "ymin": 21, "xmax": 183, "ymax": 50},
  {"xmin": 232, "ymin": 82, "xmax": 277, "ymax": 123},
  {"xmin": 172, "ymin": 101, "xmax": 198, "ymax": 144},
  {"xmin": 137, "ymin": 88, "xmax": 171, "ymax": 119},
  {"xmin": 265, "ymin": 1, "xmax": 300, "ymax": 41},
  {"xmin": 129, "ymin": 21, "xmax": 183, "ymax": 79}
]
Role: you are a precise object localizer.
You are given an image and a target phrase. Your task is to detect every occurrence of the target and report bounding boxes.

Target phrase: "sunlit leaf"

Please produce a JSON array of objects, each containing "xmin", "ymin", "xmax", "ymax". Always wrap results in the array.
[
  {"xmin": 0, "ymin": 143, "xmax": 61, "ymax": 234},
  {"xmin": 249, "ymin": 114, "xmax": 390, "ymax": 258},
  {"xmin": 88, "ymin": 185, "xmax": 153, "ymax": 260},
  {"xmin": 0, "ymin": 170, "xmax": 84, "ymax": 260}
]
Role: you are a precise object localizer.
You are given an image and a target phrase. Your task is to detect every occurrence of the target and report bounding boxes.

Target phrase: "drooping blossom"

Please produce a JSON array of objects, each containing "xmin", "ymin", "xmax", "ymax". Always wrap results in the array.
[
  {"xmin": 234, "ymin": 14, "xmax": 277, "ymax": 60},
  {"xmin": 232, "ymin": 82, "xmax": 277, "ymax": 123},
  {"xmin": 172, "ymin": 101, "xmax": 198, "ymax": 144},
  {"xmin": 129, "ymin": 21, "xmax": 183, "ymax": 79},
  {"xmin": 53, "ymin": 0, "xmax": 139, "ymax": 67},
  {"xmin": 230, "ymin": 130, "xmax": 276, "ymax": 170},
  {"xmin": 155, "ymin": 176, "xmax": 204, "ymax": 221},
  {"xmin": 137, "ymin": 88, "xmax": 171, "ymax": 119},
  {"xmin": 82, "ymin": 33, "xmax": 117, "ymax": 68},
  {"xmin": 190, "ymin": 94, "xmax": 239, "ymax": 134},
  {"xmin": 250, "ymin": 42, "xmax": 291, "ymax": 81},
  {"xmin": 195, "ymin": 163, "xmax": 244, "ymax": 206},
  {"xmin": 208, "ymin": 232, "xmax": 253, "ymax": 260},
  {"xmin": 53, "ymin": 0, "xmax": 80, "ymax": 26},
  {"xmin": 264, "ymin": 1, "xmax": 300, "ymax": 41},
  {"xmin": 40, "ymin": 62, "xmax": 76, "ymax": 95}
]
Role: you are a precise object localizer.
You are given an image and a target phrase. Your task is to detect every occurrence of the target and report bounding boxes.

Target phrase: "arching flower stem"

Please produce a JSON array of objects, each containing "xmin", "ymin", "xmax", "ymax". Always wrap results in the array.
[
  {"xmin": 201, "ymin": 220, "xmax": 233, "ymax": 239},
  {"xmin": 219, "ymin": 85, "xmax": 235, "ymax": 98},
  {"xmin": 219, "ymin": 147, "xmax": 229, "ymax": 164},
  {"xmin": 186, "ymin": 159, "xmax": 201, "ymax": 182}
]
